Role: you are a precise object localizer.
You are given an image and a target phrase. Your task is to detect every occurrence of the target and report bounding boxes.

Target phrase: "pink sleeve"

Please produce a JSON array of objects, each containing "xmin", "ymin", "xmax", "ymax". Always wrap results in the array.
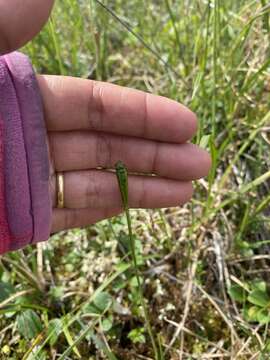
[
  {"xmin": 0, "ymin": 114, "xmax": 11, "ymax": 254},
  {"xmin": 0, "ymin": 52, "xmax": 52, "ymax": 254}
]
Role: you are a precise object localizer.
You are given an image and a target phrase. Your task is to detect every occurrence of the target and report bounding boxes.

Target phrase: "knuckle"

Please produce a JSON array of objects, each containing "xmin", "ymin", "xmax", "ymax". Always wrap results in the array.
[
  {"xmin": 140, "ymin": 92, "xmax": 149, "ymax": 137},
  {"xmin": 151, "ymin": 142, "xmax": 159, "ymax": 174},
  {"xmin": 85, "ymin": 172, "xmax": 101, "ymax": 208},
  {"xmin": 138, "ymin": 179, "xmax": 147, "ymax": 208},
  {"xmin": 88, "ymin": 81, "xmax": 104, "ymax": 131},
  {"xmin": 96, "ymin": 133, "xmax": 112, "ymax": 168}
]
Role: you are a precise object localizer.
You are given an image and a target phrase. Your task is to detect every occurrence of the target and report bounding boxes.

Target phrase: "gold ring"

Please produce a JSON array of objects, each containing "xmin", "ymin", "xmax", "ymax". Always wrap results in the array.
[{"xmin": 56, "ymin": 172, "xmax": 65, "ymax": 209}]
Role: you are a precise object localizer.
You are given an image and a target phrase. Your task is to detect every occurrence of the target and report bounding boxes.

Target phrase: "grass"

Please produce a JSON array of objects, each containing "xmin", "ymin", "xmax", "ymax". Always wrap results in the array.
[
  {"xmin": 115, "ymin": 161, "xmax": 160, "ymax": 359},
  {"xmin": 1, "ymin": 0, "xmax": 270, "ymax": 358}
]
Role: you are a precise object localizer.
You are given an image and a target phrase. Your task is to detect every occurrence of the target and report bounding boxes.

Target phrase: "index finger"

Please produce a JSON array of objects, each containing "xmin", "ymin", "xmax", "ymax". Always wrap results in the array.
[{"xmin": 38, "ymin": 75, "xmax": 197, "ymax": 143}]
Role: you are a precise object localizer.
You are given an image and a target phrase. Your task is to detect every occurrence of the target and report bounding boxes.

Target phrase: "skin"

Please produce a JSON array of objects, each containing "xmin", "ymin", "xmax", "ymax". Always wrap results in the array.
[{"xmin": 0, "ymin": 0, "xmax": 211, "ymax": 234}]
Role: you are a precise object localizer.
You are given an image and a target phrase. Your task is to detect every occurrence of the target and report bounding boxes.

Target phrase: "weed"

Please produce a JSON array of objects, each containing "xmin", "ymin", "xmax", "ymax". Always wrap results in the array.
[{"xmin": 1, "ymin": 0, "xmax": 270, "ymax": 358}]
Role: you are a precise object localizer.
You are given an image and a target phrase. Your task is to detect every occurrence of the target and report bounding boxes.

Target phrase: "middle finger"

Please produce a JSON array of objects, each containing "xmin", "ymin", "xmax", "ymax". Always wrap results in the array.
[{"xmin": 49, "ymin": 131, "xmax": 211, "ymax": 181}]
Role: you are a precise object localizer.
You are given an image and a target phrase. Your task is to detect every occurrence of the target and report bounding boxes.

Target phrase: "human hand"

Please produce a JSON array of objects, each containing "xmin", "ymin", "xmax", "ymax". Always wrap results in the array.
[{"xmin": 0, "ymin": 0, "xmax": 211, "ymax": 234}]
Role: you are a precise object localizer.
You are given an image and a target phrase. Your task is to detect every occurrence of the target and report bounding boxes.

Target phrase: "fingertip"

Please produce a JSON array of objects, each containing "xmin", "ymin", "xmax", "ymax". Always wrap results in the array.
[
  {"xmin": 179, "ymin": 104, "xmax": 198, "ymax": 140},
  {"xmin": 200, "ymin": 149, "xmax": 212, "ymax": 177},
  {"xmin": 0, "ymin": 0, "xmax": 54, "ymax": 54},
  {"xmin": 180, "ymin": 181, "xmax": 194, "ymax": 205},
  {"xmin": 188, "ymin": 110, "xmax": 198, "ymax": 137},
  {"xmin": 164, "ymin": 97, "xmax": 198, "ymax": 143}
]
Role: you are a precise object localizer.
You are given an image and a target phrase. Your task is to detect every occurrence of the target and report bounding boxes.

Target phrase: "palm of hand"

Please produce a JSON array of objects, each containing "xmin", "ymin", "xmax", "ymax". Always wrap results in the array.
[
  {"xmin": 0, "ymin": 0, "xmax": 211, "ymax": 234},
  {"xmin": 38, "ymin": 76, "xmax": 211, "ymax": 233}
]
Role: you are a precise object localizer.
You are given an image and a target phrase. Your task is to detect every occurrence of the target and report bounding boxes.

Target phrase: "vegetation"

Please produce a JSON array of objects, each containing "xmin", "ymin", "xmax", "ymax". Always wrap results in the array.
[{"xmin": 1, "ymin": 0, "xmax": 270, "ymax": 358}]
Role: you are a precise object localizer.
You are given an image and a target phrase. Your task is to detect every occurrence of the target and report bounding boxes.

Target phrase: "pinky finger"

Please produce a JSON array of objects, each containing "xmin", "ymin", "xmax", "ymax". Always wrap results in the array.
[{"xmin": 51, "ymin": 207, "xmax": 122, "ymax": 233}]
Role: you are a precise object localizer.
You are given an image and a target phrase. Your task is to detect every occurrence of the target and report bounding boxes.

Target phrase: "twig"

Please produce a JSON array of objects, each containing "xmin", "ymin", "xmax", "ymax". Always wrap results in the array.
[
  {"xmin": 195, "ymin": 283, "xmax": 239, "ymax": 340},
  {"xmin": 164, "ymin": 317, "xmax": 230, "ymax": 355},
  {"xmin": 166, "ymin": 232, "xmax": 204, "ymax": 352},
  {"xmin": 0, "ymin": 289, "xmax": 35, "ymax": 309},
  {"xmin": 234, "ymin": 324, "xmax": 262, "ymax": 358},
  {"xmin": 37, "ymin": 242, "xmax": 46, "ymax": 289}
]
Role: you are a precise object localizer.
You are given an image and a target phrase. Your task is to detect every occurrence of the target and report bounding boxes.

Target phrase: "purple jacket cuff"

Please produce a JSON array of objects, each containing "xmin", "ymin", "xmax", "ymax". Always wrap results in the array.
[{"xmin": 0, "ymin": 52, "xmax": 52, "ymax": 253}]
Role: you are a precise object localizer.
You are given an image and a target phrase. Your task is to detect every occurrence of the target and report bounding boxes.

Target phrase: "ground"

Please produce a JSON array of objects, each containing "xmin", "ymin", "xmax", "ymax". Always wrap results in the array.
[{"xmin": 1, "ymin": 0, "xmax": 270, "ymax": 359}]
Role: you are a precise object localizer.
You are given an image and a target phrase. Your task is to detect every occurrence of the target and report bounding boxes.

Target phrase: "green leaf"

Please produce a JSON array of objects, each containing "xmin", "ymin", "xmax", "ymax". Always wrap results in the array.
[
  {"xmin": 92, "ymin": 334, "xmax": 119, "ymax": 360},
  {"xmin": 130, "ymin": 275, "xmax": 144, "ymax": 288},
  {"xmin": 251, "ymin": 281, "xmax": 267, "ymax": 293},
  {"xmin": 62, "ymin": 321, "xmax": 81, "ymax": 359},
  {"xmin": 263, "ymin": 339, "xmax": 270, "ymax": 353},
  {"xmin": 257, "ymin": 308, "xmax": 270, "ymax": 325},
  {"xmin": 27, "ymin": 349, "xmax": 47, "ymax": 360},
  {"xmin": 83, "ymin": 292, "xmax": 113, "ymax": 315},
  {"xmin": 248, "ymin": 290, "xmax": 270, "ymax": 307},
  {"xmin": 49, "ymin": 286, "xmax": 65, "ymax": 299},
  {"xmin": 93, "ymin": 292, "xmax": 112, "ymax": 312},
  {"xmin": 199, "ymin": 134, "xmax": 211, "ymax": 150},
  {"xmin": 47, "ymin": 318, "xmax": 62, "ymax": 346},
  {"xmin": 246, "ymin": 306, "xmax": 260, "ymax": 322},
  {"xmin": 127, "ymin": 328, "xmax": 146, "ymax": 344},
  {"xmin": 114, "ymin": 262, "xmax": 130, "ymax": 272},
  {"xmin": 0, "ymin": 282, "xmax": 15, "ymax": 302},
  {"xmin": 82, "ymin": 303, "xmax": 102, "ymax": 315},
  {"xmin": 228, "ymin": 284, "xmax": 246, "ymax": 303},
  {"xmin": 16, "ymin": 310, "xmax": 43, "ymax": 340},
  {"xmin": 118, "ymin": 232, "xmax": 131, "ymax": 253},
  {"xmin": 112, "ymin": 277, "xmax": 127, "ymax": 291},
  {"xmin": 101, "ymin": 316, "xmax": 113, "ymax": 332}
]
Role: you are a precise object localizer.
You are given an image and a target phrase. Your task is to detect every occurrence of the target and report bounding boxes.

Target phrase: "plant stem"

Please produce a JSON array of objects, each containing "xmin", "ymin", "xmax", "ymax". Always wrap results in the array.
[
  {"xmin": 126, "ymin": 207, "xmax": 160, "ymax": 358},
  {"xmin": 115, "ymin": 161, "xmax": 160, "ymax": 359}
]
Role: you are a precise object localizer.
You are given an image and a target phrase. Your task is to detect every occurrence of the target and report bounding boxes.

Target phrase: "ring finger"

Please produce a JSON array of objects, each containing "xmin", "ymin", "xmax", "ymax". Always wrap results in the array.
[{"xmin": 51, "ymin": 170, "xmax": 193, "ymax": 209}]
